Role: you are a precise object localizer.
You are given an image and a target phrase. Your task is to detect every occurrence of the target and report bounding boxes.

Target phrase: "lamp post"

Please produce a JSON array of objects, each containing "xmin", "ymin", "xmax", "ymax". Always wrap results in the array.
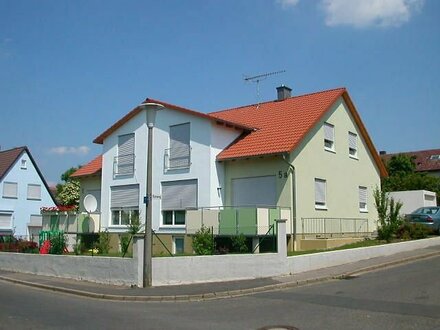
[{"xmin": 139, "ymin": 101, "xmax": 164, "ymax": 287}]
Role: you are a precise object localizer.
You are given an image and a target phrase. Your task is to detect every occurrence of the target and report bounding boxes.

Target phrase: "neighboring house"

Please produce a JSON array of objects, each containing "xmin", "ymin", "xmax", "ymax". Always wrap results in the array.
[
  {"xmin": 388, "ymin": 190, "xmax": 437, "ymax": 215},
  {"xmin": 0, "ymin": 146, "xmax": 56, "ymax": 238},
  {"xmin": 381, "ymin": 149, "xmax": 440, "ymax": 177},
  {"xmin": 80, "ymin": 85, "xmax": 386, "ymax": 252}
]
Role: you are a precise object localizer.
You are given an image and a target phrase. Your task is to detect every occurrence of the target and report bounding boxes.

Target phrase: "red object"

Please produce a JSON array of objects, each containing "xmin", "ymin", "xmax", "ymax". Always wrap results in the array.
[
  {"xmin": 70, "ymin": 155, "xmax": 102, "ymax": 178},
  {"xmin": 39, "ymin": 240, "xmax": 51, "ymax": 254},
  {"xmin": 426, "ymin": 216, "xmax": 433, "ymax": 223}
]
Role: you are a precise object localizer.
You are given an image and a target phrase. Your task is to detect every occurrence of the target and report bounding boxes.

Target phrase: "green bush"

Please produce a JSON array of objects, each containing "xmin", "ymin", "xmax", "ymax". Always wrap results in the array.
[
  {"xmin": 396, "ymin": 222, "xmax": 431, "ymax": 240},
  {"xmin": 231, "ymin": 234, "xmax": 248, "ymax": 253},
  {"xmin": 374, "ymin": 187, "xmax": 403, "ymax": 242},
  {"xmin": 97, "ymin": 230, "xmax": 111, "ymax": 254},
  {"xmin": 192, "ymin": 225, "xmax": 215, "ymax": 255},
  {"xmin": 50, "ymin": 233, "xmax": 66, "ymax": 254},
  {"xmin": 119, "ymin": 234, "xmax": 131, "ymax": 256}
]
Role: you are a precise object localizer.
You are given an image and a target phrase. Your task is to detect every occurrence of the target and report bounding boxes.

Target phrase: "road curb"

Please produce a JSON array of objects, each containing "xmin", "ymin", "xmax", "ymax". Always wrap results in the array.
[{"xmin": 1, "ymin": 250, "xmax": 440, "ymax": 302}]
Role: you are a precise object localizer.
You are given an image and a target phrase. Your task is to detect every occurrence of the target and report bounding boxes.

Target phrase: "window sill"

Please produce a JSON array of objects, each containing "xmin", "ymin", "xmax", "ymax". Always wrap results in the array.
[
  {"xmin": 160, "ymin": 225, "xmax": 186, "ymax": 229},
  {"xmin": 27, "ymin": 198, "xmax": 42, "ymax": 201},
  {"xmin": 2, "ymin": 196, "xmax": 18, "ymax": 199},
  {"xmin": 349, "ymin": 155, "xmax": 359, "ymax": 160},
  {"xmin": 360, "ymin": 209, "xmax": 368, "ymax": 213},
  {"xmin": 324, "ymin": 148, "xmax": 336, "ymax": 154},
  {"xmin": 315, "ymin": 205, "xmax": 328, "ymax": 211}
]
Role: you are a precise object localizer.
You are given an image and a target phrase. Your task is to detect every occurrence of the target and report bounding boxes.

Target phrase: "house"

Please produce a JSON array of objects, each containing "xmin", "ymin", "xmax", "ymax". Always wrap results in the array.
[
  {"xmin": 76, "ymin": 85, "xmax": 386, "ymax": 252},
  {"xmin": 380, "ymin": 149, "xmax": 440, "ymax": 177},
  {"xmin": 0, "ymin": 146, "xmax": 56, "ymax": 238}
]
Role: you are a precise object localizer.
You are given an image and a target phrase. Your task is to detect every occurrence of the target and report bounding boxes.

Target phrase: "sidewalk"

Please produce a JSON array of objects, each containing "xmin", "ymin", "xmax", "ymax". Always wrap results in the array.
[{"xmin": 1, "ymin": 245, "xmax": 440, "ymax": 302}]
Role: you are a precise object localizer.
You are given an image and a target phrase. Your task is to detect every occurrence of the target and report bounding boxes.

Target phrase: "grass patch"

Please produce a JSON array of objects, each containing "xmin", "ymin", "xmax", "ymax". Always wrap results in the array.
[{"xmin": 288, "ymin": 239, "xmax": 386, "ymax": 256}]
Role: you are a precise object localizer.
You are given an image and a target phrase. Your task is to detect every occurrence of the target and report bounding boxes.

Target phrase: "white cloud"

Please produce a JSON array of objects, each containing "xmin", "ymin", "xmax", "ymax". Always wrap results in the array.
[
  {"xmin": 277, "ymin": 0, "xmax": 300, "ymax": 9},
  {"xmin": 49, "ymin": 146, "xmax": 90, "ymax": 156},
  {"xmin": 321, "ymin": 0, "xmax": 424, "ymax": 28}
]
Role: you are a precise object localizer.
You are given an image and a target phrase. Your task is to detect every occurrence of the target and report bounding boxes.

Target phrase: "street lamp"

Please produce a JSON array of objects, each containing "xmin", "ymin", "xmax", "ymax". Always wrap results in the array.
[{"xmin": 139, "ymin": 101, "xmax": 164, "ymax": 287}]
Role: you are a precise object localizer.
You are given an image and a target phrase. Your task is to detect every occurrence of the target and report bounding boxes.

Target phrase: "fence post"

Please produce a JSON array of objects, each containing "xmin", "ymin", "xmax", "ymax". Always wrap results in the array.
[{"xmin": 276, "ymin": 219, "xmax": 287, "ymax": 257}]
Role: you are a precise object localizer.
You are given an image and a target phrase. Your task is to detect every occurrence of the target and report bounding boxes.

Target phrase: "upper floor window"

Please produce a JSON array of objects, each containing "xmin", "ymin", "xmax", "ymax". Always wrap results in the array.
[
  {"xmin": 166, "ymin": 123, "xmax": 191, "ymax": 170},
  {"xmin": 21, "ymin": 159, "xmax": 27, "ymax": 169},
  {"xmin": 359, "ymin": 186, "xmax": 368, "ymax": 212},
  {"xmin": 314, "ymin": 178, "xmax": 327, "ymax": 210},
  {"xmin": 3, "ymin": 182, "xmax": 18, "ymax": 199},
  {"xmin": 114, "ymin": 133, "xmax": 135, "ymax": 176},
  {"xmin": 324, "ymin": 123, "xmax": 335, "ymax": 152},
  {"xmin": 348, "ymin": 132, "xmax": 358, "ymax": 158},
  {"xmin": 27, "ymin": 184, "xmax": 41, "ymax": 200}
]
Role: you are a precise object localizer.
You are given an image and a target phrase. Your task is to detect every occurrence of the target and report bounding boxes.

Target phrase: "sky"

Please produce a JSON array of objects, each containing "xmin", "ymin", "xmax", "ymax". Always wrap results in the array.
[{"xmin": 1, "ymin": 0, "xmax": 439, "ymax": 185}]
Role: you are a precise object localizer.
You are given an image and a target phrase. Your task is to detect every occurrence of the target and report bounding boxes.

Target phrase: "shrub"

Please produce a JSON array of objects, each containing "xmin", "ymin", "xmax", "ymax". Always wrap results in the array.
[
  {"xmin": 97, "ymin": 230, "xmax": 111, "ymax": 254},
  {"xmin": 119, "ymin": 234, "xmax": 131, "ymax": 256},
  {"xmin": 49, "ymin": 233, "xmax": 66, "ymax": 254},
  {"xmin": 17, "ymin": 240, "xmax": 38, "ymax": 253},
  {"xmin": 396, "ymin": 222, "xmax": 431, "ymax": 240},
  {"xmin": 374, "ymin": 187, "xmax": 403, "ymax": 242},
  {"xmin": 192, "ymin": 225, "xmax": 215, "ymax": 255},
  {"xmin": 231, "ymin": 234, "xmax": 249, "ymax": 253}
]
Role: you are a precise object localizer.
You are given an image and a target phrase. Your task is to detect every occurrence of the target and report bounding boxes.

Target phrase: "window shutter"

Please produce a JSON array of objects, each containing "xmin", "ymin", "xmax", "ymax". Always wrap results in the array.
[
  {"xmin": 169, "ymin": 123, "xmax": 190, "ymax": 168},
  {"xmin": 162, "ymin": 180, "xmax": 197, "ymax": 210},
  {"xmin": 29, "ymin": 215, "xmax": 42, "ymax": 226},
  {"xmin": 324, "ymin": 123, "xmax": 334, "ymax": 141},
  {"xmin": 0, "ymin": 214, "xmax": 12, "ymax": 228},
  {"xmin": 27, "ymin": 184, "xmax": 41, "ymax": 200},
  {"xmin": 359, "ymin": 186, "xmax": 367, "ymax": 209},
  {"xmin": 315, "ymin": 179, "xmax": 326, "ymax": 205},
  {"xmin": 118, "ymin": 134, "xmax": 135, "ymax": 156},
  {"xmin": 349, "ymin": 132, "xmax": 357, "ymax": 149},
  {"xmin": 3, "ymin": 182, "xmax": 18, "ymax": 198},
  {"xmin": 111, "ymin": 184, "xmax": 139, "ymax": 209}
]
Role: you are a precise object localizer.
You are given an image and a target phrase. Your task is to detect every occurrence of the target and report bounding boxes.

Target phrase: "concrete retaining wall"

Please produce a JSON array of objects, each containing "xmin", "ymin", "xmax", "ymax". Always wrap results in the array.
[
  {"xmin": 0, "ymin": 252, "xmax": 137, "ymax": 286},
  {"xmin": 287, "ymin": 236, "xmax": 440, "ymax": 274}
]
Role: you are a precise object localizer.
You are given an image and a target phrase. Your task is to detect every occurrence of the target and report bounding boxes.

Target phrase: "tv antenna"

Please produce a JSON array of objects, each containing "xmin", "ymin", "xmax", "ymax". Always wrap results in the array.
[{"xmin": 244, "ymin": 70, "xmax": 286, "ymax": 105}]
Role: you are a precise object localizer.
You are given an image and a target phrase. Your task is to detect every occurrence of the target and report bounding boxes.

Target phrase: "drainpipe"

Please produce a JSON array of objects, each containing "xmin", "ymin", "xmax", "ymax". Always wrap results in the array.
[{"xmin": 281, "ymin": 153, "xmax": 296, "ymax": 252}]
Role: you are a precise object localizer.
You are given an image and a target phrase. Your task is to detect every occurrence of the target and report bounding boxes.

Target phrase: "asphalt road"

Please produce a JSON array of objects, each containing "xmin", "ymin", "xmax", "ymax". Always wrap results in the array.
[{"xmin": 1, "ymin": 256, "xmax": 440, "ymax": 330}]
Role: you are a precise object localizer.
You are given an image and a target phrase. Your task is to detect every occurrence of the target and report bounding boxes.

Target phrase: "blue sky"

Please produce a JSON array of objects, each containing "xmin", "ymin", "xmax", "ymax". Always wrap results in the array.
[{"xmin": 1, "ymin": 0, "xmax": 439, "ymax": 185}]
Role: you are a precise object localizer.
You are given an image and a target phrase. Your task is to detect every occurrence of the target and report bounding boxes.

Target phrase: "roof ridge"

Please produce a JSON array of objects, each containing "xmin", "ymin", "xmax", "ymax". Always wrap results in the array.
[
  {"xmin": 0, "ymin": 146, "xmax": 27, "ymax": 154},
  {"xmin": 209, "ymin": 87, "xmax": 347, "ymax": 115},
  {"xmin": 385, "ymin": 148, "xmax": 440, "ymax": 155}
]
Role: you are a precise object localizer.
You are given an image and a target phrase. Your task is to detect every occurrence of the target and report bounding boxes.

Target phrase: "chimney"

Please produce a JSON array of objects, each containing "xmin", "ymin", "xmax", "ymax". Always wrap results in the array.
[
  {"xmin": 276, "ymin": 85, "xmax": 292, "ymax": 101},
  {"xmin": 379, "ymin": 151, "xmax": 387, "ymax": 155}
]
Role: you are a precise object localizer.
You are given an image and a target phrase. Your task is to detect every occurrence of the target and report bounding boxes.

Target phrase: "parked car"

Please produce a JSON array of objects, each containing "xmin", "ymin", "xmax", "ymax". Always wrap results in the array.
[{"xmin": 405, "ymin": 207, "xmax": 440, "ymax": 233}]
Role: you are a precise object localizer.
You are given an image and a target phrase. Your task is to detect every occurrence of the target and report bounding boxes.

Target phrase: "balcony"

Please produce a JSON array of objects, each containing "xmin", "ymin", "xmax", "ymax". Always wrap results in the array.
[
  {"xmin": 164, "ymin": 146, "xmax": 191, "ymax": 170},
  {"xmin": 113, "ymin": 154, "xmax": 135, "ymax": 176}
]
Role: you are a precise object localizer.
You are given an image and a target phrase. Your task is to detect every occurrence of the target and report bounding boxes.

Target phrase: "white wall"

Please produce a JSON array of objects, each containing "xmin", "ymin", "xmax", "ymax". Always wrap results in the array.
[
  {"xmin": 0, "ymin": 151, "xmax": 55, "ymax": 236},
  {"xmin": 389, "ymin": 190, "xmax": 437, "ymax": 215},
  {"xmin": 100, "ymin": 106, "xmax": 241, "ymax": 234}
]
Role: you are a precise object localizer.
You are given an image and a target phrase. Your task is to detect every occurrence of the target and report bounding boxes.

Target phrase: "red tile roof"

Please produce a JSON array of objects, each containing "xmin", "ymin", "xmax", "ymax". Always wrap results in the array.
[
  {"xmin": 381, "ymin": 149, "xmax": 440, "ymax": 172},
  {"xmin": 93, "ymin": 98, "xmax": 254, "ymax": 144},
  {"xmin": 71, "ymin": 155, "xmax": 102, "ymax": 178},
  {"xmin": 210, "ymin": 88, "xmax": 347, "ymax": 160},
  {"xmin": 0, "ymin": 146, "xmax": 26, "ymax": 180}
]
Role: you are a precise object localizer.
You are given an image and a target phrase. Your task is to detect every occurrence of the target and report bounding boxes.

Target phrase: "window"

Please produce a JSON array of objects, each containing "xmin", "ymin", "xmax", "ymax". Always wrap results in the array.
[
  {"xmin": 115, "ymin": 133, "xmax": 135, "ymax": 176},
  {"xmin": 359, "ymin": 186, "xmax": 368, "ymax": 212},
  {"xmin": 348, "ymin": 132, "xmax": 358, "ymax": 158},
  {"xmin": 324, "ymin": 123, "xmax": 335, "ymax": 151},
  {"xmin": 27, "ymin": 184, "xmax": 41, "ymax": 200},
  {"xmin": 21, "ymin": 159, "xmax": 27, "ymax": 169},
  {"xmin": 167, "ymin": 123, "xmax": 191, "ymax": 169},
  {"xmin": 162, "ymin": 179, "xmax": 197, "ymax": 226},
  {"xmin": 110, "ymin": 184, "xmax": 139, "ymax": 226},
  {"xmin": 0, "ymin": 213, "xmax": 12, "ymax": 229},
  {"xmin": 3, "ymin": 182, "xmax": 18, "ymax": 198},
  {"xmin": 173, "ymin": 236, "xmax": 185, "ymax": 254},
  {"xmin": 314, "ymin": 178, "xmax": 327, "ymax": 209}
]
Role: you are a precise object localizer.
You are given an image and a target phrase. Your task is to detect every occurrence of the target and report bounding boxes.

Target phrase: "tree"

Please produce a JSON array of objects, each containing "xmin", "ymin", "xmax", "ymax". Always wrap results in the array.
[{"xmin": 56, "ymin": 167, "xmax": 81, "ymax": 207}]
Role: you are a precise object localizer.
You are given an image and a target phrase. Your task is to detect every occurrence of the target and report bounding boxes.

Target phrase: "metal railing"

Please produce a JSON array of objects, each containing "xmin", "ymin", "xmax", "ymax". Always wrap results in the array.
[
  {"xmin": 113, "ymin": 154, "xmax": 135, "ymax": 176},
  {"xmin": 301, "ymin": 217, "xmax": 369, "ymax": 239},
  {"xmin": 164, "ymin": 146, "xmax": 191, "ymax": 170}
]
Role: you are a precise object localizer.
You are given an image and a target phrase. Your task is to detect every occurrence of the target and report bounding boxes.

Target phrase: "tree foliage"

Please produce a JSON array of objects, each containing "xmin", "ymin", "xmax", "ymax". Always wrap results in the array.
[
  {"xmin": 192, "ymin": 225, "xmax": 215, "ymax": 255},
  {"xmin": 56, "ymin": 166, "xmax": 81, "ymax": 207}
]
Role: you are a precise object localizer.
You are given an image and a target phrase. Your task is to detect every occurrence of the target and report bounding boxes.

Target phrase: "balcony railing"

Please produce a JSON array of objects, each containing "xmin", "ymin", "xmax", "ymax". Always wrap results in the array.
[
  {"xmin": 301, "ymin": 217, "xmax": 369, "ymax": 239},
  {"xmin": 113, "ymin": 154, "xmax": 135, "ymax": 176},
  {"xmin": 164, "ymin": 146, "xmax": 191, "ymax": 170}
]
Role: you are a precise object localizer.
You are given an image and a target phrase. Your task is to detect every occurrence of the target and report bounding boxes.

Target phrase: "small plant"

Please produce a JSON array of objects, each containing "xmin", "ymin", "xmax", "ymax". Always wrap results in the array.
[
  {"xmin": 97, "ymin": 230, "xmax": 111, "ymax": 255},
  {"xmin": 119, "ymin": 234, "xmax": 131, "ymax": 256},
  {"xmin": 49, "ymin": 233, "xmax": 67, "ymax": 254},
  {"xmin": 374, "ymin": 187, "xmax": 403, "ymax": 242},
  {"xmin": 396, "ymin": 222, "xmax": 431, "ymax": 240},
  {"xmin": 231, "ymin": 234, "xmax": 248, "ymax": 253},
  {"xmin": 192, "ymin": 225, "xmax": 215, "ymax": 255}
]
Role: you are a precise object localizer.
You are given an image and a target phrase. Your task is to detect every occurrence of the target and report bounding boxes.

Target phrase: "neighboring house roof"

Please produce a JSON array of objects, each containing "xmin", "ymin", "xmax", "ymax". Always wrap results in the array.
[
  {"xmin": 93, "ymin": 98, "xmax": 255, "ymax": 144},
  {"xmin": 210, "ymin": 88, "xmax": 387, "ymax": 177},
  {"xmin": 381, "ymin": 149, "xmax": 440, "ymax": 173},
  {"xmin": 71, "ymin": 155, "xmax": 102, "ymax": 178},
  {"xmin": 0, "ymin": 146, "xmax": 57, "ymax": 204}
]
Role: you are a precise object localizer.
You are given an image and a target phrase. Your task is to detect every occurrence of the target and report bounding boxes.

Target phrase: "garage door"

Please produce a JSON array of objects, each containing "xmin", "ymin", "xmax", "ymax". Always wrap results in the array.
[{"xmin": 231, "ymin": 176, "xmax": 276, "ymax": 207}]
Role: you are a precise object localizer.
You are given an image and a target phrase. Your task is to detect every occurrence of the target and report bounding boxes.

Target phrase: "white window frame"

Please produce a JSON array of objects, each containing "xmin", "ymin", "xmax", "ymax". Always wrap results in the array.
[
  {"xmin": 2, "ymin": 182, "xmax": 18, "ymax": 199},
  {"xmin": 21, "ymin": 159, "xmax": 27, "ymax": 169},
  {"xmin": 111, "ymin": 208, "xmax": 139, "ymax": 226},
  {"xmin": 314, "ymin": 178, "xmax": 327, "ymax": 210},
  {"xmin": 27, "ymin": 184, "xmax": 41, "ymax": 200},
  {"xmin": 359, "ymin": 186, "xmax": 368, "ymax": 212},
  {"xmin": 324, "ymin": 122, "xmax": 335, "ymax": 152},
  {"xmin": 162, "ymin": 210, "xmax": 186, "ymax": 227},
  {"xmin": 348, "ymin": 132, "xmax": 358, "ymax": 159}
]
